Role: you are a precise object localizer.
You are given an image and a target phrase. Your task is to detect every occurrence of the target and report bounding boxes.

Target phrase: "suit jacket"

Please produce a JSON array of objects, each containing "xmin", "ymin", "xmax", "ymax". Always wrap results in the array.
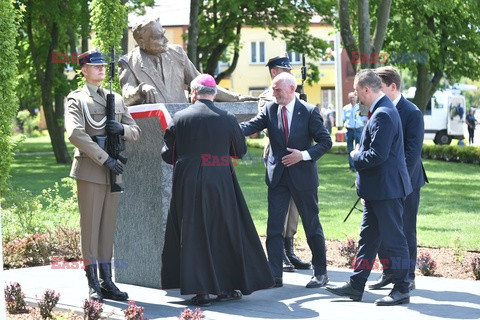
[
  {"xmin": 353, "ymin": 95, "xmax": 412, "ymax": 200},
  {"xmin": 119, "ymin": 46, "xmax": 243, "ymax": 105},
  {"xmin": 396, "ymin": 95, "xmax": 428, "ymax": 189},
  {"xmin": 241, "ymin": 98, "xmax": 332, "ymax": 191},
  {"xmin": 65, "ymin": 84, "xmax": 140, "ymax": 184}
]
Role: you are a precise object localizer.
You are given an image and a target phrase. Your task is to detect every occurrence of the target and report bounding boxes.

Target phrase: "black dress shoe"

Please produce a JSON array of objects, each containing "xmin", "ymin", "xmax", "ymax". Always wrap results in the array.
[
  {"xmin": 375, "ymin": 290, "xmax": 410, "ymax": 306},
  {"xmin": 368, "ymin": 273, "xmax": 393, "ymax": 290},
  {"xmin": 325, "ymin": 282, "xmax": 363, "ymax": 301},
  {"xmin": 216, "ymin": 290, "xmax": 242, "ymax": 302},
  {"xmin": 191, "ymin": 294, "xmax": 211, "ymax": 307},
  {"xmin": 274, "ymin": 277, "xmax": 283, "ymax": 288},
  {"xmin": 305, "ymin": 274, "xmax": 329, "ymax": 288}
]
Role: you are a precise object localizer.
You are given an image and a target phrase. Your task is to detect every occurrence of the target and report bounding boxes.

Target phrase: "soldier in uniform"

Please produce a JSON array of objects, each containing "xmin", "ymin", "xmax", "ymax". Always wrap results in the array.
[
  {"xmin": 65, "ymin": 49, "xmax": 140, "ymax": 302},
  {"xmin": 257, "ymin": 56, "xmax": 311, "ymax": 273}
]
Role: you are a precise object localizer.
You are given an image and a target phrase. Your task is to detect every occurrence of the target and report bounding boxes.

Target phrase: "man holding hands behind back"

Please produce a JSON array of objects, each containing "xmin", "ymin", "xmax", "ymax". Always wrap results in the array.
[{"xmin": 241, "ymin": 72, "xmax": 332, "ymax": 289}]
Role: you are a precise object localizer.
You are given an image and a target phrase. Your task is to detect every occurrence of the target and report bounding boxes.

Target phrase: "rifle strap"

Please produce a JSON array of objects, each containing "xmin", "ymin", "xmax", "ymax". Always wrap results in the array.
[{"xmin": 79, "ymin": 96, "xmax": 107, "ymax": 130}]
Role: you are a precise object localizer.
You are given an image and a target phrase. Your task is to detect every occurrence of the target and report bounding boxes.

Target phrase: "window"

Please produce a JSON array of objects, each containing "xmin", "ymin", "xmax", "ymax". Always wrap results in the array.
[
  {"xmin": 287, "ymin": 51, "xmax": 302, "ymax": 64},
  {"xmin": 251, "ymin": 41, "xmax": 265, "ymax": 64},
  {"xmin": 321, "ymin": 87, "xmax": 336, "ymax": 109}
]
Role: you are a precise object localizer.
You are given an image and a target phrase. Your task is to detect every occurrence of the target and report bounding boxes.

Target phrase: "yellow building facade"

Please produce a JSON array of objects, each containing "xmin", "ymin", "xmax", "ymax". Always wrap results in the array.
[{"xmin": 219, "ymin": 23, "xmax": 336, "ymax": 107}]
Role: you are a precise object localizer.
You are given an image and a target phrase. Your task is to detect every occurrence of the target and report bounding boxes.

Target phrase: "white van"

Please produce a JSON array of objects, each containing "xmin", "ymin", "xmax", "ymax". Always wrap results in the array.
[{"xmin": 404, "ymin": 87, "xmax": 466, "ymax": 145}]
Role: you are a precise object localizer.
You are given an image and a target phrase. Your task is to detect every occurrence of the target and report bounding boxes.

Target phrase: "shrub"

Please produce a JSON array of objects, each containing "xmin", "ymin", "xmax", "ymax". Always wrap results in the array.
[
  {"xmin": 38, "ymin": 289, "xmax": 60, "ymax": 319},
  {"xmin": 4, "ymin": 282, "xmax": 27, "ymax": 314},
  {"xmin": 339, "ymin": 238, "xmax": 358, "ymax": 267},
  {"xmin": 1, "ymin": 187, "xmax": 43, "ymax": 240},
  {"xmin": 178, "ymin": 308, "xmax": 205, "ymax": 320},
  {"xmin": 422, "ymin": 144, "xmax": 480, "ymax": 164},
  {"xmin": 83, "ymin": 298, "xmax": 103, "ymax": 320},
  {"xmin": 3, "ymin": 233, "xmax": 51, "ymax": 269},
  {"xmin": 47, "ymin": 226, "xmax": 82, "ymax": 261},
  {"xmin": 16, "ymin": 109, "xmax": 40, "ymax": 136},
  {"xmin": 471, "ymin": 255, "xmax": 480, "ymax": 280},
  {"xmin": 418, "ymin": 252, "xmax": 437, "ymax": 276},
  {"xmin": 1, "ymin": 178, "xmax": 78, "ymax": 243},
  {"xmin": 123, "ymin": 300, "xmax": 147, "ymax": 320},
  {"xmin": 3, "ymin": 227, "xmax": 81, "ymax": 270},
  {"xmin": 452, "ymin": 235, "xmax": 465, "ymax": 264}
]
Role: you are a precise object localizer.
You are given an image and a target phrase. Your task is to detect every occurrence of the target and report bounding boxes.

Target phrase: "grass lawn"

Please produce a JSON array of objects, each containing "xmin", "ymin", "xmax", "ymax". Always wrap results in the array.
[
  {"xmin": 235, "ymin": 144, "xmax": 480, "ymax": 251},
  {"xmin": 10, "ymin": 134, "xmax": 73, "ymax": 197},
  {"xmin": 7, "ymin": 135, "xmax": 480, "ymax": 250}
]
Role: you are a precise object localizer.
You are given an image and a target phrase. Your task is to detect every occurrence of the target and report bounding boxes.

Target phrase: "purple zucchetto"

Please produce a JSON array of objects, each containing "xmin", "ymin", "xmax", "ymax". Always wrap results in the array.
[{"xmin": 195, "ymin": 74, "xmax": 217, "ymax": 87}]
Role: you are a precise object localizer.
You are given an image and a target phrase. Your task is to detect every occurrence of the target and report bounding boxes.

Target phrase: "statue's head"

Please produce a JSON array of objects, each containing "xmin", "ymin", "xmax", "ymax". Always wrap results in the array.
[{"xmin": 133, "ymin": 19, "xmax": 169, "ymax": 55}]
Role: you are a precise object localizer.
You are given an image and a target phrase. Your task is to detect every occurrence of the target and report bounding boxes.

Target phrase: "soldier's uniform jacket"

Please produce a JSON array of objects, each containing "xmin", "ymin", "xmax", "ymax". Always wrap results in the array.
[{"xmin": 65, "ymin": 83, "xmax": 140, "ymax": 185}]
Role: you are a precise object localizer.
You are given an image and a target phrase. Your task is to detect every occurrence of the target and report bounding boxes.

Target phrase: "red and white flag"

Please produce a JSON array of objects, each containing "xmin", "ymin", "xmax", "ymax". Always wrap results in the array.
[{"xmin": 128, "ymin": 103, "xmax": 172, "ymax": 132}]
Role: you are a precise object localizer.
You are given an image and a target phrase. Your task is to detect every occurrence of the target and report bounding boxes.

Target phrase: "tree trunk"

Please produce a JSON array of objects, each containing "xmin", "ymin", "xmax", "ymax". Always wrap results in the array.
[
  {"xmin": 357, "ymin": 0, "xmax": 371, "ymax": 69},
  {"xmin": 372, "ymin": 0, "xmax": 391, "ymax": 68},
  {"xmin": 413, "ymin": 63, "xmax": 443, "ymax": 114},
  {"xmin": 27, "ymin": 10, "xmax": 71, "ymax": 164},
  {"xmin": 338, "ymin": 0, "xmax": 359, "ymax": 73},
  {"xmin": 188, "ymin": 0, "xmax": 200, "ymax": 68},
  {"xmin": 215, "ymin": 23, "xmax": 241, "ymax": 83}
]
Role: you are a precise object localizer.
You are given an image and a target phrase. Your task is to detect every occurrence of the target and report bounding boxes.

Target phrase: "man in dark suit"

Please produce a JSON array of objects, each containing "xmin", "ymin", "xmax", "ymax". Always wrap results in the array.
[
  {"xmin": 258, "ymin": 56, "xmax": 311, "ymax": 273},
  {"xmin": 241, "ymin": 72, "xmax": 332, "ymax": 288},
  {"xmin": 325, "ymin": 69, "xmax": 412, "ymax": 306},
  {"xmin": 368, "ymin": 66, "xmax": 428, "ymax": 291}
]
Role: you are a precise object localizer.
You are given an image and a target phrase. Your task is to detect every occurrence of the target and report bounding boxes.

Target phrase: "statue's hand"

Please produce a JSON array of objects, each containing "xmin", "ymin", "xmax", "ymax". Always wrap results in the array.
[
  {"xmin": 238, "ymin": 94, "xmax": 259, "ymax": 102},
  {"xmin": 141, "ymin": 84, "xmax": 160, "ymax": 103}
]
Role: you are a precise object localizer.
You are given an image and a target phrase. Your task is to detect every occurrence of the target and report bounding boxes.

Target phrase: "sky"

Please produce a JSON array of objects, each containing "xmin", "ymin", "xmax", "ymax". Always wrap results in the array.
[{"xmin": 129, "ymin": 0, "xmax": 191, "ymax": 27}]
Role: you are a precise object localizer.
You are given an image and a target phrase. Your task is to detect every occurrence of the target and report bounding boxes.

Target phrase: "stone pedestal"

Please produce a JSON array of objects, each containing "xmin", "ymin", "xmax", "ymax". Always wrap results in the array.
[{"xmin": 114, "ymin": 102, "xmax": 257, "ymax": 288}]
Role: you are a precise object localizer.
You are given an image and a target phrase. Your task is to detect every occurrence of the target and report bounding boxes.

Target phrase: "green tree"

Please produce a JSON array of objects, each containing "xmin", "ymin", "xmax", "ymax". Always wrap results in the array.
[
  {"xmin": 190, "ymin": 0, "xmax": 333, "ymax": 84},
  {"xmin": 90, "ymin": 0, "xmax": 127, "ymax": 93},
  {"xmin": 0, "ymin": 0, "xmax": 20, "ymax": 196},
  {"xmin": 16, "ymin": 0, "xmax": 88, "ymax": 164},
  {"xmin": 384, "ymin": 0, "xmax": 480, "ymax": 113},
  {"xmin": 338, "ymin": 0, "xmax": 392, "ymax": 72}
]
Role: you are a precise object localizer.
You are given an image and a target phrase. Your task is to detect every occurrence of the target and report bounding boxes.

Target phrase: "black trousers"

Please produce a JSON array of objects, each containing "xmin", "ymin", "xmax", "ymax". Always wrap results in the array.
[{"xmin": 266, "ymin": 168, "xmax": 327, "ymax": 278}]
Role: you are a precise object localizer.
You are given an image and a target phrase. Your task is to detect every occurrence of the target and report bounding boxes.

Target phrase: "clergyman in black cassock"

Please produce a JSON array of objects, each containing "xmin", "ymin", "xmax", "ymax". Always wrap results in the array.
[{"xmin": 161, "ymin": 74, "xmax": 274, "ymax": 305}]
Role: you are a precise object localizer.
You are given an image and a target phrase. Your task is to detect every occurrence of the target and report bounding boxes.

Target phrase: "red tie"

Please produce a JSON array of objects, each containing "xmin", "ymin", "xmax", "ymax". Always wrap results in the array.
[
  {"xmin": 282, "ymin": 106, "xmax": 289, "ymax": 142},
  {"xmin": 367, "ymin": 110, "xmax": 372, "ymax": 120}
]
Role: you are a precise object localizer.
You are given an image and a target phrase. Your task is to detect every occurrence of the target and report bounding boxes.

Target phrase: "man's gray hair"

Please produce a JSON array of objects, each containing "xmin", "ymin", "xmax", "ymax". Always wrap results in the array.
[
  {"xmin": 273, "ymin": 72, "xmax": 297, "ymax": 89},
  {"xmin": 190, "ymin": 78, "xmax": 217, "ymax": 96},
  {"xmin": 355, "ymin": 69, "xmax": 382, "ymax": 92}
]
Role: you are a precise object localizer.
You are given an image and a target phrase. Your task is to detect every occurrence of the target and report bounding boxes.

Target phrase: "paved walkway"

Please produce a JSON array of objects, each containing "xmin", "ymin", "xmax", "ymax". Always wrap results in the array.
[{"xmin": 4, "ymin": 265, "xmax": 480, "ymax": 320}]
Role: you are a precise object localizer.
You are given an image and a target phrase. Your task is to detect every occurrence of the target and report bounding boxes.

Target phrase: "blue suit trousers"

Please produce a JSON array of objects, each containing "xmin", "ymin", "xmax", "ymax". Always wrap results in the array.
[{"xmin": 349, "ymin": 198, "xmax": 410, "ymax": 293}]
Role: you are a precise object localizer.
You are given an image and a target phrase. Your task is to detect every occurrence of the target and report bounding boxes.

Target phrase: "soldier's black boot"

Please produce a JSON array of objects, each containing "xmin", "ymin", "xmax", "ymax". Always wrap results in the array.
[
  {"xmin": 99, "ymin": 263, "xmax": 129, "ymax": 301},
  {"xmin": 283, "ymin": 248, "xmax": 295, "ymax": 272},
  {"xmin": 85, "ymin": 264, "xmax": 104, "ymax": 302},
  {"xmin": 285, "ymin": 237, "xmax": 311, "ymax": 270}
]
